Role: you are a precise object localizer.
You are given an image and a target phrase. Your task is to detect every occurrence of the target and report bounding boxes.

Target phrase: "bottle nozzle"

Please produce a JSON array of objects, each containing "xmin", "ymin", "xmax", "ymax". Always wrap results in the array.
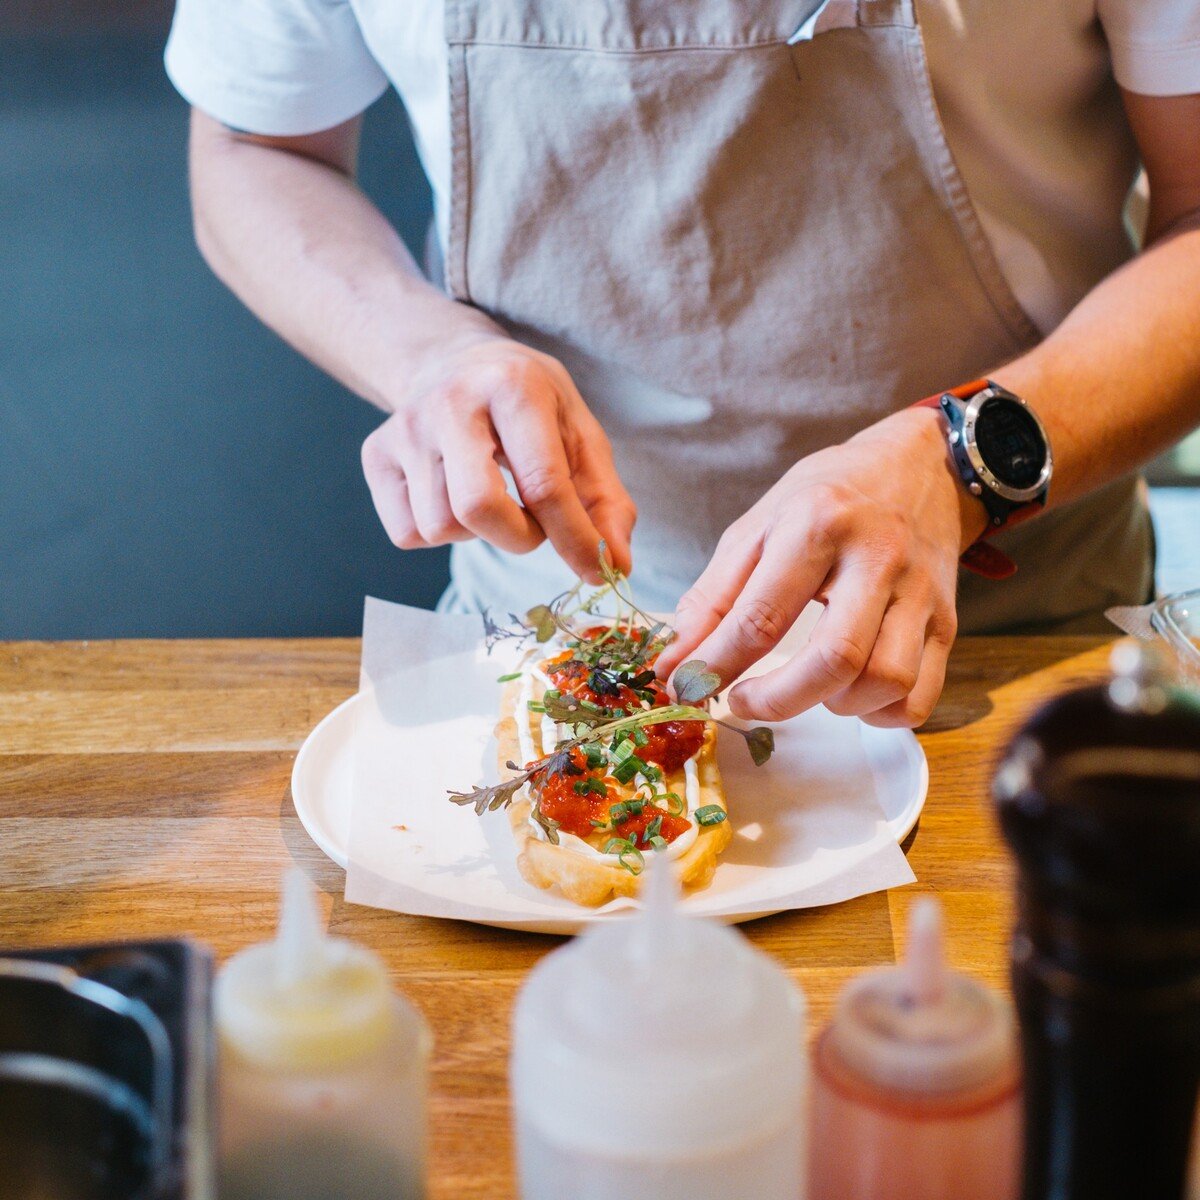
[
  {"xmin": 630, "ymin": 858, "xmax": 678, "ymax": 966},
  {"xmin": 903, "ymin": 897, "xmax": 947, "ymax": 1005},
  {"xmin": 275, "ymin": 868, "xmax": 326, "ymax": 990}
]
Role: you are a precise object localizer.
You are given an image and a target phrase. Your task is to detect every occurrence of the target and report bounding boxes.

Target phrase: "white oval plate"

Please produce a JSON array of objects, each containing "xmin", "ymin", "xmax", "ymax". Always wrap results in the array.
[{"xmin": 291, "ymin": 693, "xmax": 927, "ymax": 906}]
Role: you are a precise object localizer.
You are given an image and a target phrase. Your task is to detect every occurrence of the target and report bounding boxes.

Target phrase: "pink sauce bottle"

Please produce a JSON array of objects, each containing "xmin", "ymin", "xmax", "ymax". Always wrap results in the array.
[{"xmin": 808, "ymin": 898, "xmax": 1020, "ymax": 1200}]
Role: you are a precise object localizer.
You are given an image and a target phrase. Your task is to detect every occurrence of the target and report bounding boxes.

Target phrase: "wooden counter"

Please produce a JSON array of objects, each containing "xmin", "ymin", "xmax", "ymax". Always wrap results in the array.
[{"xmin": 0, "ymin": 635, "xmax": 1116, "ymax": 1198}]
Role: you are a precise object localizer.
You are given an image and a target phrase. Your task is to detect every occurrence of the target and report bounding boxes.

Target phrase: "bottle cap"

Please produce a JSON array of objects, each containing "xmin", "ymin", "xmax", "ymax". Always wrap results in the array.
[
  {"xmin": 216, "ymin": 869, "xmax": 396, "ymax": 1070},
  {"xmin": 828, "ymin": 898, "xmax": 1014, "ymax": 1096},
  {"xmin": 512, "ymin": 862, "xmax": 806, "ymax": 1155}
]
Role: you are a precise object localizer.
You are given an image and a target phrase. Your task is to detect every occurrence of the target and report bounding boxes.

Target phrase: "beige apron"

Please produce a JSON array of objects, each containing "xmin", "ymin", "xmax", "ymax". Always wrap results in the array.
[{"xmin": 439, "ymin": 0, "xmax": 1152, "ymax": 633}]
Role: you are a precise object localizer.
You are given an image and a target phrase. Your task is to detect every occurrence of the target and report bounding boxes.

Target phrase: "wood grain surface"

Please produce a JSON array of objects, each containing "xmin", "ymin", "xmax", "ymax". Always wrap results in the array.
[{"xmin": 0, "ymin": 635, "xmax": 1117, "ymax": 1198}]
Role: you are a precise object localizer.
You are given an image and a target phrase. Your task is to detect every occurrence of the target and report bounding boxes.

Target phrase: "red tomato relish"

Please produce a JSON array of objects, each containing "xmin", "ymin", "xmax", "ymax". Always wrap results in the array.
[
  {"xmin": 529, "ymin": 624, "xmax": 705, "ymax": 849},
  {"xmin": 614, "ymin": 806, "xmax": 692, "ymax": 850},
  {"xmin": 639, "ymin": 719, "xmax": 706, "ymax": 773},
  {"xmin": 530, "ymin": 747, "xmax": 692, "ymax": 847},
  {"xmin": 541, "ymin": 633, "xmax": 706, "ymax": 770}
]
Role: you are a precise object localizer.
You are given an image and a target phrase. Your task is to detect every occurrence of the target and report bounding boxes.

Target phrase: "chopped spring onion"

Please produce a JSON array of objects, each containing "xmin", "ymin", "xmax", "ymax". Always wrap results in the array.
[
  {"xmin": 573, "ymin": 777, "xmax": 609, "ymax": 797},
  {"xmin": 583, "ymin": 743, "xmax": 607, "ymax": 769},
  {"xmin": 695, "ymin": 804, "xmax": 727, "ymax": 826},
  {"xmin": 612, "ymin": 754, "xmax": 650, "ymax": 785},
  {"xmin": 648, "ymin": 835, "xmax": 668, "ymax": 851},
  {"xmin": 496, "ymin": 671, "xmax": 523, "ymax": 682},
  {"xmin": 608, "ymin": 797, "xmax": 646, "ymax": 825},
  {"xmin": 618, "ymin": 845, "xmax": 645, "ymax": 875},
  {"xmin": 611, "ymin": 737, "xmax": 637, "ymax": 763}
]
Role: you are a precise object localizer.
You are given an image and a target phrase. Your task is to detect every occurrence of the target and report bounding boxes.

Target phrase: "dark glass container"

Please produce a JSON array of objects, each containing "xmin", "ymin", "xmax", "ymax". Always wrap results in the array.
[{"xmin": 993, "ymin": 643, "xmax": 1200, "ymax": 1200}]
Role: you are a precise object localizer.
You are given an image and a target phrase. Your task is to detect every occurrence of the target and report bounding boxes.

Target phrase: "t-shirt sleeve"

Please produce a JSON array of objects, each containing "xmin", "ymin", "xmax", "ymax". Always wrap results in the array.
[
  {"xmin": 1098, "ymin": 0, "xmax": 1200, "ymax": 96},
  {"xmin": 165, "ymin": 0, "xmax": 389, "ymax": 136}
]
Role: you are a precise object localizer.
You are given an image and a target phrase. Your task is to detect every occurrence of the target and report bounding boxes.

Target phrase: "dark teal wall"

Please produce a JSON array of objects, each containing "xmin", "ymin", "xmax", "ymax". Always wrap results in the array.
[{"xmin": 0, "ymin": 33, "xmax": 449, "ymax": 638}]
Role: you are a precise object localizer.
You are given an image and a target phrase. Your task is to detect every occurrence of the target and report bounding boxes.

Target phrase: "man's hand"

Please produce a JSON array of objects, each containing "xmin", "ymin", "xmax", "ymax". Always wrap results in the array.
[
  {"xmin": 656, "ymin": 407, "xmax": 987, "ymax": 728},
  {"xmin": 361, "ymin": 334, "xmax": 636, "ymax": 580},
  {"xmin": 187, "ymin": 111, "xmax": 635, "ymax": 582}
]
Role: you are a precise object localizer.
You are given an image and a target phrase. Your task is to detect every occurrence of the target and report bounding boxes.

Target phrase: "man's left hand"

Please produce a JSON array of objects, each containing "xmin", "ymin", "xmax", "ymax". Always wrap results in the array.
[{"xmin": 655, "ymin": 406, "xmax": 988, "ymax": 728}]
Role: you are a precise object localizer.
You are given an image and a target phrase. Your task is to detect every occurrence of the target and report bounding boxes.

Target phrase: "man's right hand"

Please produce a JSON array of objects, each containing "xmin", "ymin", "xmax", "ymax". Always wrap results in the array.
[
  {"xmin": 187, "ymin": 112, "xmax": 633, "ymax": 579},
  {"xmin": 361, "ymin": 335, "xmax": 636, "ymax": 581}
]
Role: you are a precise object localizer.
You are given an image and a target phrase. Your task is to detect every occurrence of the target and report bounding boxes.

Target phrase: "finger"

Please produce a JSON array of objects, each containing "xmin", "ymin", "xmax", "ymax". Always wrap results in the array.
[
  {"xmin": 726, "ymin": 564, "xmax": 890, "ymax": 722},
  {"xmin": 492, "ymin": 397, "xmax": 610, "ymax": 582},
  {"xmin": 670, "ymin": 535, "xmax": 837, "ymax": 695},
  {"xmin": 440, "ymin": 416, "xmax": 545, "ymax": 554},
  {"xmin": 363, "ymin": 460, "xmax": 426, "ymax": 549},
  {"xmin": 823, "ymin": 599, "xmax": 925, "ymax": 717},
  {"xmin": 861, "ymin": 609, "xmax": 956, "ymax": 729},
  {"xmin": 362, "ymin": 432, "xmax": 428, "ymax": 549},
  {"xmin": 397, "ymin": 453, "xmax": 474, "ymax": 545},
  {"xmin": 559, "ymin": 400, "xmax": 637, "ymax": 576},
  {"xmin": 654, "ymin": 525, "xmax": 763, "ymax": 679}
]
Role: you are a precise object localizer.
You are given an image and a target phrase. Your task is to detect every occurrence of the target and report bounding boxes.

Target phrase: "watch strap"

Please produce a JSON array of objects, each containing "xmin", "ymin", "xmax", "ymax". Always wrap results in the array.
[
  {"xmin": 915, "ymin": 379, "xmax": 1042, "ymax": 581},
  {"xmin": 915, "ymin": 379, "xmax": 989, "ymax": 409}
]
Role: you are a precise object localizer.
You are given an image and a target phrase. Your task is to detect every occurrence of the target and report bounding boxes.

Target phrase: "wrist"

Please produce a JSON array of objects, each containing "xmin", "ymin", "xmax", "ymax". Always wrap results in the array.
[
  {"xmin": 880, "ymin": 405, "xmax": 991, "ymax": 553},
  {"xmin": 383, "ymin": 304, "xmax": 508, "ymax": 411}
]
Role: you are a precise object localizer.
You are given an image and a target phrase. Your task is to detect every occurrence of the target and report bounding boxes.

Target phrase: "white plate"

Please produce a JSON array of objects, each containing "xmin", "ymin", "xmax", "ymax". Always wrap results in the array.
[{"xmin": 291, "ymin": 692, "xmax": 926, "ymax": 912}]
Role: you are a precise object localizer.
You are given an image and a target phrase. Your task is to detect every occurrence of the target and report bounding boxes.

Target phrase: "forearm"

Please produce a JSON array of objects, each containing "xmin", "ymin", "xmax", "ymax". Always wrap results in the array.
[
  {"xmin": 187, "ymin": 110, "xmax": 498, "ymax": 411},
  {"xmin": 991, "ymin": 215, "xmax": 1200, "ymax": 509}
]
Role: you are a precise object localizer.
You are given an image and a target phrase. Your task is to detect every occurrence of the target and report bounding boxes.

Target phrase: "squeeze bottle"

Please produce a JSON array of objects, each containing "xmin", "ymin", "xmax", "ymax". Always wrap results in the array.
[
  {"xmin": 511, "ymin": 864, "xmax": 808, "ymax": 1200},
  {"xmin": 215, "ymin": 869, "xmax": 430, "ymax": 1200},
  {"xmin": 808, "ymin": 897, "xmax": 1020, "ymax": 1200}
]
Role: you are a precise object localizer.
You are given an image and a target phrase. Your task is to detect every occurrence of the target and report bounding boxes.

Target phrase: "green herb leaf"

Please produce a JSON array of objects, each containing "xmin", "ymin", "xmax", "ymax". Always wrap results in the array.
[
  {"xmin": 524, "ymin": 604, "xmax": 557, "ymax": 643},
  {"xmin": 532, "ymin": 807, "xmax": 561, "ymax": 844},
  {"xmin": 673, "ymin": 659, "xmax": 722, "ymax": 705},
  {"xmin": 745, "ymin": 725, "xmax": 775, "ymax": 767},
  {"xmin": 695, "ymin": 804, "xmax": 728, "ymax": 827},
  {"xmin": 448, "ymin": 774, "xmax": 526, "ymax": 816}
]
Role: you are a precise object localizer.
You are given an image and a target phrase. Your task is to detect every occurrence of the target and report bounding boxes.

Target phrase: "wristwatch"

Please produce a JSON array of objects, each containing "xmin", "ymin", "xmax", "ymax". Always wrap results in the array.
[{"xmin": 917, "ymin": 379, "xmax": 1053, "ymax": 580}]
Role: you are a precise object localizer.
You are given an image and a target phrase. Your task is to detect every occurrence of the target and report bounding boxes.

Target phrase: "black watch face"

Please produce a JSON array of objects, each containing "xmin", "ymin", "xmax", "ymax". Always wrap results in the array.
[{"xmin": 974, "ymin": 397, "xmax": 1045, "ymax": 489}]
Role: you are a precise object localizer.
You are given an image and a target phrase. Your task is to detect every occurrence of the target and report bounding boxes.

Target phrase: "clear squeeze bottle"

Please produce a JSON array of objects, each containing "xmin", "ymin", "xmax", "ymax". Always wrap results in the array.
[
  {"xmin": 510, "ymin": 865, "xmax": 808, "ymax": 1200},
  {"xmin": 993, "ymin": 641, "xmax": 1200, "ymax": 1200},
  {"xmin": 216, "ymin": 869, "xmax": 430, "ymax": 1200},
  {"xmin": 808, "ymin": 898, "xmax": 1020, "ymax": 1200}
]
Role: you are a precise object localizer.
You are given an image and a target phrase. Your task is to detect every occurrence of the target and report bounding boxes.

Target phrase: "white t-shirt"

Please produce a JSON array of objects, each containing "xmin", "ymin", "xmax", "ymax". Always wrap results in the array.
[{"xmin": 165, "ymin": 0, "xmax": 1200, "ymax": 335}]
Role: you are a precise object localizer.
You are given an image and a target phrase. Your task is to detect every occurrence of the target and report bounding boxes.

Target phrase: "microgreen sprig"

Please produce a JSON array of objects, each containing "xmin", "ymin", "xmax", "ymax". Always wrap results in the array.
[
  {"xmin": 541, "ymin": 686, "xmax": 775, "ymax": 767},
  {"xmin": 448, "ymin": 698, "xmax": 774, "ymax": 835}
]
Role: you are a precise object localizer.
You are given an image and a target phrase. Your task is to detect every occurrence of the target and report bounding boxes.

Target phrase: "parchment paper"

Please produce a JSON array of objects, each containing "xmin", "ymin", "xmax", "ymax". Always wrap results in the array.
[{"xmin": 344, "ymin": 597, "xmax": 915, "ymax": 933}]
